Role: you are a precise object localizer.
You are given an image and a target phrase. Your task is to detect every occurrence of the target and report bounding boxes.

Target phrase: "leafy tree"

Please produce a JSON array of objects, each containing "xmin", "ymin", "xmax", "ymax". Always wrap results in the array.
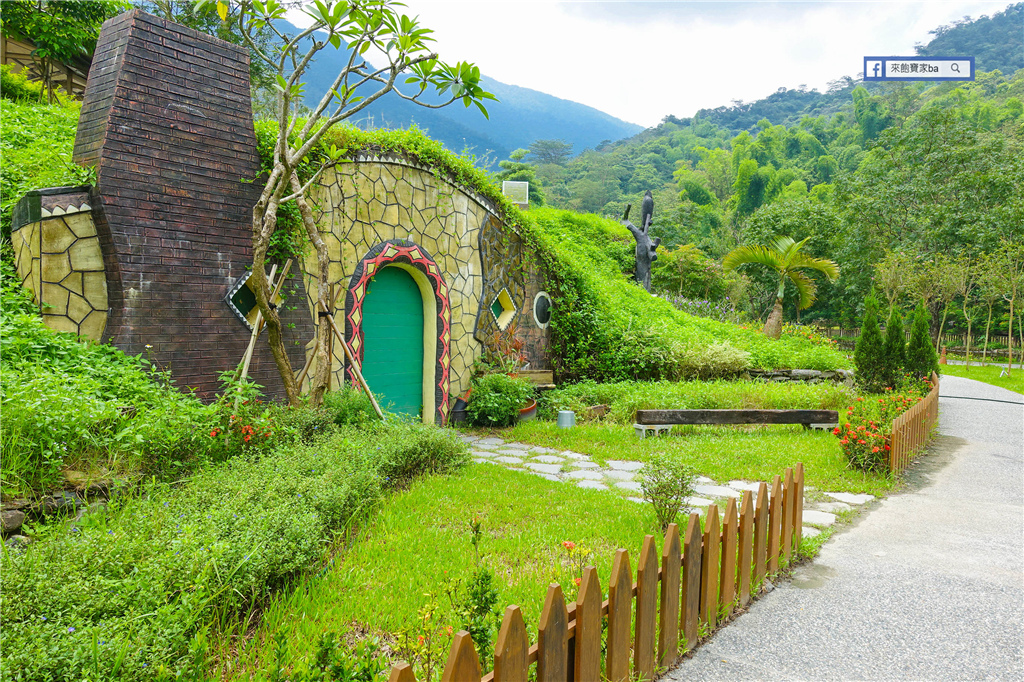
[
  {"xmin": 854, "ymin": 290, "xmax": 886, "ymax": 392},
  {"xmin": 723, "ymin": 236, "xmax": 839, "ymax": 338},
  {"xmin": 881, "ymin": 307, "xmax": 906, "ymax": 389},
  {"xmin": 0, "ymin": 0, "xmax": 128, "ymax": 102},
  {"xmin": 527, "ymin": 139, "xmax": 573, "ymax": 166},
  {"xmin": 217, "ymin": 0, "xmax": 494, "ymax": 406},
  {"xmin": 906, "ymin": 301, "xmax": 939, "ymax": 379}
]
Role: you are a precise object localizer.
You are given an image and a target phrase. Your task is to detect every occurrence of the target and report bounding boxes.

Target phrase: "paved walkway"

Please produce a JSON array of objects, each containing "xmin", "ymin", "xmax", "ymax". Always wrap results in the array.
[
  {"xmin": 663, "ymin": 375, "xmax": 1024, "ymax": 681},
  {"xmin": 461, "ymin": 435, "xmax": 874, "ymax": 548}
]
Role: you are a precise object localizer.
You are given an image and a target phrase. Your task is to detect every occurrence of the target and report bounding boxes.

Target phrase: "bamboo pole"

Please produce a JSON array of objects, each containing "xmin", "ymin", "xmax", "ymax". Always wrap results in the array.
[
  {"xmin": 233, "ymin": 260, "xmax": 293, "ymax": 409},
  {"xmin": 321, "ymin": 302, "xmax": 384, "ymax": 419}
]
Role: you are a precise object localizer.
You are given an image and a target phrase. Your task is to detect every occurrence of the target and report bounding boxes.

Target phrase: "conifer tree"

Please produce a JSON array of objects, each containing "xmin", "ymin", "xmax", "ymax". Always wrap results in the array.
[
  {"xmin": 854, "ymin": 290, "xmax": 886, "ymax": 392},
  {"xmin": 906, "ymin": 301, "xmax": 939, "ymax": 379},
  {"xmin": 882, "ymin": 307, "xmax": 907, "ymax": 388}
]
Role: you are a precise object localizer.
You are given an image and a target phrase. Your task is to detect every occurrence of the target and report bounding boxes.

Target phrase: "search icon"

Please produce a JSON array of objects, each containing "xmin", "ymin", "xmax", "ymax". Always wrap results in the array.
[{"xmin": 951, "ymin": 63, "xmax": 961, "ymax": 73}]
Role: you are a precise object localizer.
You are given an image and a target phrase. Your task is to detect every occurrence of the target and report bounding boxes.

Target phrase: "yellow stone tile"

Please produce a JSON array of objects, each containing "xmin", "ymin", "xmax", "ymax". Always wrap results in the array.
[
  {"xmin": 41, "ymin": 283, "xmax": 70, "ymax": 315},
  {"xmin": 67, "ymin": 292, "xmax": 92, "ymax": 323},
  {"xmin": 41, "ymin": 253, "xmax": 72, "ymax": 284},
  {"xmin": 69, "ymin": 238, "xmax": 104, "ymax": 271},
  {"xmin": 62, "ymin": 271, "xmax": 83, "ymax": 294},
  {"xmin": 40, "ymin": 219, "xmax": 77, "ymax": 253},
  {"xmin": 64, "ymin": 212, "xmax": 97, "ymax": 239},
  {"xmin": 27, "ymin": 223, "xmax": 42, "ymax": 259},
  {"xmin": 383, "ymin": 202, "xmax": 399, "ymax": 226},
  {"xmin": 42, "ymin": 314, "xmax": 77, "ymax": 335},
  {"xmin": 82, "ymin": 272, "xmax": 108, "ymax": 309},
  {"xmin": 78, "ymin": 310, "xmax": 107, "ymax": 341}
]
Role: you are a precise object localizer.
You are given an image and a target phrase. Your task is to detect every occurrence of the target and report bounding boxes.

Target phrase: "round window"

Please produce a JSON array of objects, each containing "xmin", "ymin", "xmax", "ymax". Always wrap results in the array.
[{"xmin": 533, "ymin": 291, "xmax": 552, "ymax": 329}]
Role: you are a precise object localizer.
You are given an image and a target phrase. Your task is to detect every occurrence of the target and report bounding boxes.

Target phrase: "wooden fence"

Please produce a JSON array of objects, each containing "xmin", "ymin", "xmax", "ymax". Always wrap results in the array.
[
  {"xmin": 889, "ymin": 373, "xmax": 940, "ymax": 473},
  {"xmin": 815, "ymin": 326, "xmax": 1013, "ymax": 358},
  {"xmin": 387, "ymin": 465, "xmax": 806, "ymax": 682}
]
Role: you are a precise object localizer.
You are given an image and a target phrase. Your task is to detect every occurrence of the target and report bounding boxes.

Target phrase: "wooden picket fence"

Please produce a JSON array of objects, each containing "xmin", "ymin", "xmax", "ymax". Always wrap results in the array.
[
  {"xmin": 387, "ymin": 465, "xmax": 806, "ymax": 682},
  {"xmin": 889, "ymin": 373, "xmax": 940, "ymax": 473}
]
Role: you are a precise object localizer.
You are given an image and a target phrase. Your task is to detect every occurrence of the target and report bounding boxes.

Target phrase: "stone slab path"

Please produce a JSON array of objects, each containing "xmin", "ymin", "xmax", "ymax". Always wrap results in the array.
[
  {"xmin": 461, "ymin": 434, "xmax": 875, "ymax": 540},
  {"xmin": 663, "ymin": 374, "xmax": 1024, "ymax": 681}
]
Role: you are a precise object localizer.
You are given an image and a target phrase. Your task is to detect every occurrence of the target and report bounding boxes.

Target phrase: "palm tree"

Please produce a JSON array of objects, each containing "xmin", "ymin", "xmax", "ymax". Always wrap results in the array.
[{"xmin": 723, "ymin": 236, "xmax": 839, "ymax": 339}]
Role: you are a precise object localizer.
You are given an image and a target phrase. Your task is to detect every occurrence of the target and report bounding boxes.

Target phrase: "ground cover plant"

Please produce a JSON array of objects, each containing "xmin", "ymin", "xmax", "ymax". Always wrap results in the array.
[
  {"xmin": 215, "ymin": 463, "xmax": 659, "ymax": 679},
  {"xmin": 540, "ymin": 377, "xmax": 853, "ymax": 425},
  {"xmin": 0, "ymin": 422, "xmax": 468, "ymax": 680}
]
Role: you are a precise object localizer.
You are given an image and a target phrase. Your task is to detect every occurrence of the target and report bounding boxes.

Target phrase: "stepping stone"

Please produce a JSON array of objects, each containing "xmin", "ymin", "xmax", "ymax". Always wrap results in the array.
[
  {"xmin": 606, "ymin": 459, "xmax": 644, "ymax": 471},
  {"xmin": 459, "ymin": 435, "xmax": 480, "ymax": 443},
  {"xmin": 471, "ymin": 450, "xmax": 497, "ymax": 458},
  {"xmin": 533, "ymin": 455, "xmax": 566, "ymax": 464},
  {"xmin": 475, "ymin": 437, "xmax": 505, "ymax": 447},
  {"xmin": 696, "ymin": 476, "xmax": 715, "ymax": 485},
  {"xmin": 802, "ymin": 509, "xmax": 837, "ymax": 527},
  {"xmin": 825, "ymin": 492, "xmax": 875, "ymax": 505},
  {"xmin": 603, "ymin": 469, "xmax": 636, "ymax": 481},
  {"xmin": 473, "ymin": 458, "xmax": 490, "ymax": 464},
  {"xmin": 683, "ymin": 496, "xmax": 714, "ymax": 507},
  {"xmin": 531, "ymin": 472, "xmax": 562, "ymax": 482},
  {"xmin": 802, "ymin": 526, "xmax": 822, "ymax": 538},
  {"xmin": 570, "ymin": 460, "xmax": 600, "ymax": 469},
  {"xmin": 529, "ymin": 446, "xmax": 560, "ymax": 454},
  {"xmin": 503, "ymin": 442, "xmax": 533, "ymax": 450},
  {"xmin": 497, "ymin": 449, "xmax": 530, "ymax": 457},
  {"xmin": 615, "ymin": 481, "xmax": 642, "ymax": 492},
  {"xmin": 560, "ymin": 450, "xmax": 591, "ymax": 460},
  {"xmin": 495, "ymin": 456, "xmax": 523, "ymax": 465},
  {"xmin": 727, "ymin": 480, "xmax": 762, "ymax": 493},
  {"xmin": 524, "ymin": 462, "xmax": 563, "ymax": 475},
  {"xmin": 693, "ymin": 484, "xmax": 741, "ymax": 499},
  {"xmin": 577, "ymin": 481, "xmax": 608, "ymax": 490},
  {"xmin": 627, "ymin": 497, "xmax": 646, "ymax": 504},
  {"xmin": 815, "ymin": 501, "xmax": 852, "ymax": 513},
  {"xmin": 568, "ymin": 470, "xmax": 603, "ymax": 481}
]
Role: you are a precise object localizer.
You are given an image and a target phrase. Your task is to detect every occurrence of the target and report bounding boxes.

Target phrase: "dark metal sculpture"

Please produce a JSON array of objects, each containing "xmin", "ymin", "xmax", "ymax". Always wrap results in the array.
[{"xmin": 622, "ymin": 190, "xmax": 661, "ymax": 292}]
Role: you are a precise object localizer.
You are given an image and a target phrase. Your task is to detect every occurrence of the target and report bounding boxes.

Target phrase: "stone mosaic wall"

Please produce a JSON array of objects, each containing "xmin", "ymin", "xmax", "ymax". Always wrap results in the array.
[
  {"xmin": 12, "ymin": 188, "xmax": 108, "ymax": 340},
  {"xmin": 306, "ymin": 152, "xmax": 533, "ymax": 400}
]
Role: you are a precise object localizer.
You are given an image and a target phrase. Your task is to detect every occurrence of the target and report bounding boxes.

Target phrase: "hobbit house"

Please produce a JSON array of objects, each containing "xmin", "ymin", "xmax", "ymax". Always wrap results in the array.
[{"xmin": 11, "ymin": 10, "xmax": 552, "ymax": 424}]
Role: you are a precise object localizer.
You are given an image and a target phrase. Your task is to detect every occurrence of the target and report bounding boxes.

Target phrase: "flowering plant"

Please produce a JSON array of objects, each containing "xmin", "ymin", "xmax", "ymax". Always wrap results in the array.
[{"xmin": 836, "ymin": 377, "xmax": 929, "ymax": 472}]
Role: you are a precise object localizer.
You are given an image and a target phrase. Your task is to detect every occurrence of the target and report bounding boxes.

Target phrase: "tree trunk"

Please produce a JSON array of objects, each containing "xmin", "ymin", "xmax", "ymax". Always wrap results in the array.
[
  {"xmin": 763, "ymin": 296, "xmax": 784, "ymax": 339},
  {"xmin": 1007, "ymin": 296, "xmax": 1015, "ymax": 376},
  {"xmin": 982, "ymin": 304, "xmax": 993, "ymax": 362},
  {"xmin": 935, "ymin": 303, "xmax": 950, "ymax": 353},
  {"xmin": 964, "ymin": 319, "xmax": 972, "ymax": 368}
]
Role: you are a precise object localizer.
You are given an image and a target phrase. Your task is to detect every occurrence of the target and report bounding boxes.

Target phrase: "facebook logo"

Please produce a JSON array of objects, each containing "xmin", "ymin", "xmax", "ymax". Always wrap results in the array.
[{"xmin": 866, "ymin": 60, "xmax": 883, "ymax": 79}]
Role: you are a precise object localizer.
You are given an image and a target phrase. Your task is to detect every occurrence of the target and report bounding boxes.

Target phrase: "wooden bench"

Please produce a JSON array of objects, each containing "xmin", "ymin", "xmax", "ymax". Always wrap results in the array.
[{"xmin": 634, "ymin": 409, "xmax": 839, "ymax": 437}]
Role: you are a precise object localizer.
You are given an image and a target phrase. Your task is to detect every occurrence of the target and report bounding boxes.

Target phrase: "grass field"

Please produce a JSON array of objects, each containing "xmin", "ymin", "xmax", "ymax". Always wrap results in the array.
[{"xmin": 940, "ymin": 364, "xmax": 1024, "ymax": 394}]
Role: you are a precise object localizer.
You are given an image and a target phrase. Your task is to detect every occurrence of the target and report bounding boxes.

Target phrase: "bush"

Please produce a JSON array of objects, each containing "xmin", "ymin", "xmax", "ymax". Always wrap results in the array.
[
  {"xmin": 853, "ymin": 291, "xmax": 886, "ymax": 392},
  {"xmin": 0, "ymin": 64, "xmax": 44, "ymax": 102},
  {"xmin": 835, "ymin": 376, "xmax": 932, "ymax": 472},
  {"xmin": 467, "ymin": 373, "xmax": 534, "ymax": 427},
  {"xmin": 881, "ymin": 308, "xmax": 907, "ymax": 389},
  {"xmin": 906, "ymin": 301, "xmax": 939, "ymax": 379},
  {"xmin": 0, "ymin": 423, "xmax": 468, "ymax": 680},
  {"xmin": 638, "ymin": 452, "xmax": 697, "ymax": 532}
]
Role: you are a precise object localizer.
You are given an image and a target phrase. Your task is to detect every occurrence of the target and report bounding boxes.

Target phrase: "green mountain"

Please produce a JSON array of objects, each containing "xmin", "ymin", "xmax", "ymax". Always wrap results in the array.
[{"xmin": 916, "ymin": 2, "xmax": 1024, "ymax": 75}]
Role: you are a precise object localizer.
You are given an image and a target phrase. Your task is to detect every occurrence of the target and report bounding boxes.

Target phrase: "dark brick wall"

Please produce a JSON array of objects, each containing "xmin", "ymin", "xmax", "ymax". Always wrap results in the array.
[
  {"xmin": 516, "ymin": 259, "xmax": 553, "ymax": 371},
  {"xmin": 73, "ymin": 11, "xmax": 311, "ymax": 401}
]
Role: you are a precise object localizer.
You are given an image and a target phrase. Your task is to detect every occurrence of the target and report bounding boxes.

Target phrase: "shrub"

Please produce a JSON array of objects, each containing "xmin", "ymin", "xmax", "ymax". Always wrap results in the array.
[
  {"xmin": 322, "ymin": 384, "xmax": 378, "ymax": 426},
  {"xmin": 0, "ymin": 64, "xmax": 44, "ymax": 102},
  {"xmin": 882, "ymin": 307, "xmax": 907, "ymax": 389},
  {"xmin": 467, "ymin": 373, "xmax": 534, "ymax": 427},
  {"xmin": 906, "ymin": 301, "xmax": 939, "ymax": 379},
  {"xmin": 638, "ymin": 452, "xmax": 697, "ymax": 532},
  {"xmin": 853, "ymin": 291, "xmax": 886, "ymax": 392}
]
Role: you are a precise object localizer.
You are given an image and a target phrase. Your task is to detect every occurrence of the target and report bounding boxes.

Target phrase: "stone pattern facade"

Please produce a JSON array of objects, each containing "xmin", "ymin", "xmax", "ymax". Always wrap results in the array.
[
  {"xmin": 12, "ymin": 187, "xmax": 107, "ymax": 339},
  {"xmin": 70, "ymin": 11, "xmax": 310, "ymax": 400},
  {"xmin": 308, "ymin": 154, "xmax": 532, "ymax": 400}
]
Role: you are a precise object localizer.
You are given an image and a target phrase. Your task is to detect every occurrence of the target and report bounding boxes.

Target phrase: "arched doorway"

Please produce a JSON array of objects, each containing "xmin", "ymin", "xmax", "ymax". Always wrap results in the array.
[{"xmin": 361, "ymin": 266, "xmax": 424, "ymax": 418}]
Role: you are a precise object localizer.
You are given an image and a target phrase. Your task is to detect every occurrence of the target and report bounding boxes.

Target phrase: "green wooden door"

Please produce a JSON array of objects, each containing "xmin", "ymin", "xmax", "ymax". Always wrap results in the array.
[{"xmin": 361, "ymin": 266, "xmax": 424, "ymax": 418}]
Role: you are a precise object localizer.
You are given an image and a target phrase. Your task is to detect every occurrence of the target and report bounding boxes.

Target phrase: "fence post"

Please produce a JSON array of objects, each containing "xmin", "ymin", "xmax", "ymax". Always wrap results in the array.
[
  {"xmin": 700, "ymin": 505, "xmax": 721, "ymax": 630},
  {"xmin": 441, "ymin": 631, "xmax": 481, "ymax": 682},
  {"xmin": 574, "ymin": 567, "xmax": 602, "ymax": 682},
  {"xmin": 680, "ymin": 513, "xmax": 702, "ymax": 651},
  {"xmin": 737, "ymin": 491, "xmax": 754, "ymax": 608},
  {"xmin": 606, "ymin": 549, "xmax": 632, "ymax": 682},
  {"xmin": 767, "ymin": 476, "xmax": 782, "ymax": 573},
  {"xmin": 658, "ymin": 523, "xmax": 681, "ymax": 668},
  {"xmin": 719, "ymin": 497, "xmax": 738, "ymax": 619},
  {"xmin": 635, "ymin": 535, "xmax": 659, "ymax": 681},
  {"xmin": 793, "ymin": 463, "xmax": 805, "ymax": 551},
  {"xmin": 537, "ymin": 584, "xmax": 568, "ymax": 682},
  {"xmin": 493, "ymin": 605, "xmax": 528, "ymax": 682},
  {"xmin": 753, "ymin": 482, "xmax": 768, "ymax": 589},
  {"xmin": 781, "ymin": 468, "xmax": 794, "ymax": 564},
  {"xmin": 388, "ymin": 662, "xmax": 417, "ymax": 682}
]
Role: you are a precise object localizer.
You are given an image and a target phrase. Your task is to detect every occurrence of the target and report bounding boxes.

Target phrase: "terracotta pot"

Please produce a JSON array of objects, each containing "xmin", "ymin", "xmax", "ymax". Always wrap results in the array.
[{"xmin": 518, "ymin": 399, "xmax": 537, "ymax": 421}]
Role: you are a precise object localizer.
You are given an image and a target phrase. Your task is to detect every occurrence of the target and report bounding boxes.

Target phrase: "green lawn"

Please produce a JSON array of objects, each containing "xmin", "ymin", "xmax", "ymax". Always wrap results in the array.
[
  {"xmin": 219, "ymin": 464, "xmax": 660, "ymax": 678},
  {"xmin": 940, "ymin": 364, "xmax": 1024, "ymax": 394},
  {"xmin": 495, "ymin": 421, "xmax": 895, "ymax": 497}
]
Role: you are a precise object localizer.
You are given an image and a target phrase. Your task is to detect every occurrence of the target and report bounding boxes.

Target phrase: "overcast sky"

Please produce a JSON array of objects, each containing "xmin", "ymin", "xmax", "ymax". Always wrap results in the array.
[{"xmin": 290, "ymin": 1, "xmax": 1019, "ymax": 127}]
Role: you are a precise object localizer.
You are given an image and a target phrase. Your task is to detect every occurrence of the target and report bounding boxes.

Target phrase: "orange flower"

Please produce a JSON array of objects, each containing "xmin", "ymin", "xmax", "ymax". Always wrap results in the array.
[{"xmin": 562, "ymin": 541, "xmax": 576, "ymax": 551}]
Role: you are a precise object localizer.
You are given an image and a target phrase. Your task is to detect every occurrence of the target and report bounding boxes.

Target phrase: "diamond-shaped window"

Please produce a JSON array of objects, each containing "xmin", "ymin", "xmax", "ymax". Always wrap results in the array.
[
  {"xmin": 489, "ymin": 287, "xmax": 516, "ymax": 331},
  {"xmin": 224, "ymin": 270, "xmax": 283, "ymax": 331}
]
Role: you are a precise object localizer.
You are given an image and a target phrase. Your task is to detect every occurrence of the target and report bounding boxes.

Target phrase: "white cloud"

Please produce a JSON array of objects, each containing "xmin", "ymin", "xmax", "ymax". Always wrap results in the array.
[{"xmin": 290, "ymin": 1, "xmax": 1019, "ymax": 127}]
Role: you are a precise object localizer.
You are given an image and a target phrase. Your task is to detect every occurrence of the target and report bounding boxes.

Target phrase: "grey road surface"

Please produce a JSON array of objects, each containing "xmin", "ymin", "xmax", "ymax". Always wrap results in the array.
[{"xmin": 664, "ymin": 375, "xmax": 1024, "ymax": 681}]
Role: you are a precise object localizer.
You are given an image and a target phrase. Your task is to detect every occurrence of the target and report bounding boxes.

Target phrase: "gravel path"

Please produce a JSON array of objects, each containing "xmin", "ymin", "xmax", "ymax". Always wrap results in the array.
[{"xmin": 663, "ymin": 375, "xmax": 1024, "ymax": 681}]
